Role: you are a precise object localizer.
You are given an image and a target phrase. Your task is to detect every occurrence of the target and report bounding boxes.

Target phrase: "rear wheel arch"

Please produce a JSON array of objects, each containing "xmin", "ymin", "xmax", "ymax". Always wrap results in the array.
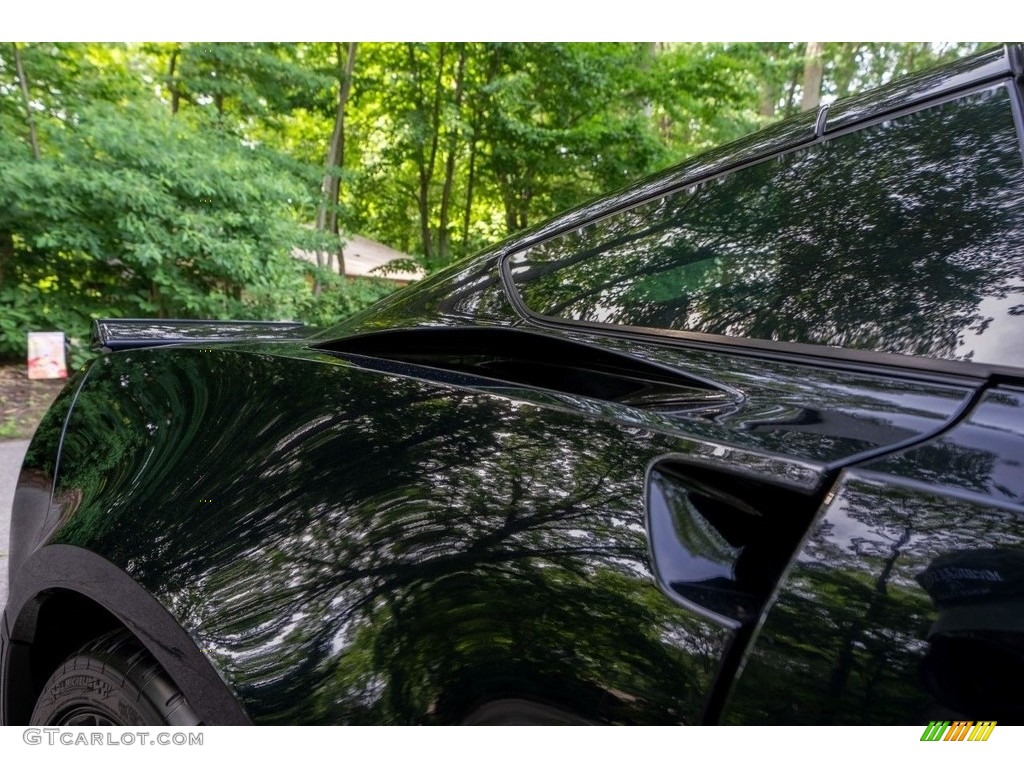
[
  {"xmin": 4, "ymin": 589, "xmax": 123, "ymax": 725},
  {"xmin": 30, "ymin": 629, "xmax": 202, "ymax": 726},
  {"xmin": 2, "ymin": 545, "xmax": 250, "ymax": 725}
]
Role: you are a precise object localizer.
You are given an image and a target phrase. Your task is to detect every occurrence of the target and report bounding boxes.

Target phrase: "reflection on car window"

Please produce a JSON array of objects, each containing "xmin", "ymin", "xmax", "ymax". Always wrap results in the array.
[{"xmin": 509, "ymin": 86, "xmax": 1024, "ymax": 367}]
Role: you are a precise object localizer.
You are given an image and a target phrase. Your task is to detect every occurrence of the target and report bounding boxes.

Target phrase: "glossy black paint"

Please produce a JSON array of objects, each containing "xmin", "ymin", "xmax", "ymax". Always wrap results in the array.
[
  {"xmin": 39, "ymin": 346, "xmax": 740, "ymax": 723},
  {"xmin": 723, "ymin": 387, "xmax": 1024, "ymax": 724},
  {"xmin": 0, "ymin": 331, "xmax": 980, "ymax": 724},
  {"xmin": 4, "ymin": 45, "xmax": 1024, "ymax": 725}
]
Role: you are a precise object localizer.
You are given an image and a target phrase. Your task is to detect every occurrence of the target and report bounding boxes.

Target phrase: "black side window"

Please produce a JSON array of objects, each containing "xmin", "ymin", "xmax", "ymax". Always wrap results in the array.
[{"xmin": 508, "ymin": 86, "xmax": 1024, "ymax": 367}]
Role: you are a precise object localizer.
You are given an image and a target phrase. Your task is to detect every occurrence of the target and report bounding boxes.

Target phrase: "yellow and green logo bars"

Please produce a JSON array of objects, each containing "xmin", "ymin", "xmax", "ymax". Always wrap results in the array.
[{"xmin": 920, "ymin": 721, "xmax": 997, "ymax": 741}]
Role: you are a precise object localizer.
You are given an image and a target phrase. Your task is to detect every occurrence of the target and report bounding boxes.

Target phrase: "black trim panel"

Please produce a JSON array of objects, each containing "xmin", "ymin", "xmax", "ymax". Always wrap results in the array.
[{"xmin": 94, "ymin": 318, "xmax": 308, "ymax": 352}]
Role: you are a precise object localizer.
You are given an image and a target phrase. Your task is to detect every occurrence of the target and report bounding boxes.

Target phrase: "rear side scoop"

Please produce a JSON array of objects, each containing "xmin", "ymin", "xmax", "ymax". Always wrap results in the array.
[
  {"xmin": 92, "ymin": 318, "xmax": 309, "ymax": 352},
  {"xmin": 317, "ymin": 326, "xmax": 739, "ymax": 413}
]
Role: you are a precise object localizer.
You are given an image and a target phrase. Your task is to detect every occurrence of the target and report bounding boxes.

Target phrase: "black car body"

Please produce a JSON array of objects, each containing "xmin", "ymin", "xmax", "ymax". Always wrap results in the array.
[{"xmin": 3, "ymin": 45, "xmax": 1024, "ymax": 726}]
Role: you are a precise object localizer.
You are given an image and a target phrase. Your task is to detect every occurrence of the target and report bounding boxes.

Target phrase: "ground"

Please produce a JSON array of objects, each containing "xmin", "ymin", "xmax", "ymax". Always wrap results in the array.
[{"xmin": 0, "ymin": 363, "xmax": 66, "ymax": 440}]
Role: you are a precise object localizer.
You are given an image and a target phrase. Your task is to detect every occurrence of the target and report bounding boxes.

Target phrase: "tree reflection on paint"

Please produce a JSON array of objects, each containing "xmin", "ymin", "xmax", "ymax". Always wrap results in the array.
[
  {"xmin": 51, "ymin": 349, "xmax": 731, "ymax": 724},
  {"xmin": 725, "ymin": 476, "xmax": 1024, "ymax": 724}
]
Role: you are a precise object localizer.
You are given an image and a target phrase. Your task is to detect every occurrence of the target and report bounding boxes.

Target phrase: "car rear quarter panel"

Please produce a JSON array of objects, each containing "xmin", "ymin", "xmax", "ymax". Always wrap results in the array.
[
  {"xmin": 724, "ymin": 385, "xmax": 1024, "ymax": 724},
  {"xmin": 7, "ymin": 336, "xmax": 982, "ymax": 724},
  {"xmin": 32, "ymin": 346, "xmax": 737, "ymax": 723}
]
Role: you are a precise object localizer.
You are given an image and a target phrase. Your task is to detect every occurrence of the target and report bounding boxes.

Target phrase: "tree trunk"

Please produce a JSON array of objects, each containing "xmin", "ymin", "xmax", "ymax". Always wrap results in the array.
[
  {"xmin": 0, "ymin": 230, "xmax": 12, "ymax": 291},
  {"xmin": 784, "ymin": 66, "xmax": 800, "ymax": 116},
  {"xmin": 407, "ymin": 43, "xmax": 447, "ymax": 267},
  {"xmin": 641, "ymin": 42, "xmax": 657, "ymax": 118},
  {"xmin": 150, "ymin": 281, "xmax": 167, "ymax": 319},
  {"xmin": 902, "ymin": 44, "xmax": 919, "ymax": 77},
  {"xmin": 335, "ymin": 42, "xmax": 357, "ymax": 277},
  {"xmin": 168, "ymin": 47, "xmax": 181, "ymax": 115},
  {"xmin": 460, "ymin": 123, "xmax": 478, "ymax": 259},
  {"xmin": 12, "ymin": 43, "xmax": 40, "ymax": 160},
  {"xmin": 460, "ymin": 48, "xmax": 501, "ymax": 259},
  {"xmin": 801, "ymin": 41, "xmax": 824, "ymax": 112},
  {"xmin": 315, "ymin": 42, "xmax": 358, "ymax": 290},
  {"xmin": 824, "ymin": 525, "xmax": 911, "ymax": 721},
  {"xmin": 425, "ymin": 43, "xmax": 445, "ymax": 259},
  {"xmin": 437, "ymin": 43, "xmax": 467, "ymax": 267},
  {"xmin": 501, "ymin": 179, "xmax": 530, "ymax": 234},
  {"xmin": 758, "ymin": 81, "xmax": 777, "ymax": 118}
]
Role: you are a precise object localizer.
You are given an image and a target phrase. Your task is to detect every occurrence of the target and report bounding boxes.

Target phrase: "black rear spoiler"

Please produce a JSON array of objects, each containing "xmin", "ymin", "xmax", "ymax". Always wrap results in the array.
[{"xmin": 92, "ymin": 318, "xmax": 310, "ymax": 352}]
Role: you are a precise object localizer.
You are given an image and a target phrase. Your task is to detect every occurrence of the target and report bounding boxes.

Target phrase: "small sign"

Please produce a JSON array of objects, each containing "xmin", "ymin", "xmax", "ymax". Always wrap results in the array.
[{"xmin": 27, "ymin": 331, "xmax": 68, "ymax": 380}]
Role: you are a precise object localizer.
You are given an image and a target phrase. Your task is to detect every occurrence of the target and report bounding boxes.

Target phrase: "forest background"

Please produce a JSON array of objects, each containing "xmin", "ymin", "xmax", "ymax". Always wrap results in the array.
[{"xmin": 0, "ymin": 42, "xmax": 985, "ymax": 365}]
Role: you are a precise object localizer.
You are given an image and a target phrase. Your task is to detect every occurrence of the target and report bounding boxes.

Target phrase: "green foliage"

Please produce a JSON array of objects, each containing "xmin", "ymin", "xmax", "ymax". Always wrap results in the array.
[
  {"xmin": 0, "ymin": 41, "xmax": 990, "ymax": 363},
  {"xmin": 295, "ymin": 273, "xmax": 400, "ymax": 329},
  {"xmin": 0, "ymin": 96, "xmax": 315, "ymax": 360},
  {"xmin": 481, "ymin": 43, "xmax": 669, "ymax": 225}
]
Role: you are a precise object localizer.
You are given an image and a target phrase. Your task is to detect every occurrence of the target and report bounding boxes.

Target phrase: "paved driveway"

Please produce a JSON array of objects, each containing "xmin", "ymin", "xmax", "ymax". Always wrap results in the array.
[{"xmin": 0, "ymin": 440, "xmax": 30, "ymax": 611}]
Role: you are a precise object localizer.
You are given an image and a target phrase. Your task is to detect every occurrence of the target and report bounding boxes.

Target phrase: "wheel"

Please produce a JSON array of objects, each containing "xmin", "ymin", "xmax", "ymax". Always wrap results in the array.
[{"xmin": 29, "ymin": 629, "xmax": 202, "ymax": 726}]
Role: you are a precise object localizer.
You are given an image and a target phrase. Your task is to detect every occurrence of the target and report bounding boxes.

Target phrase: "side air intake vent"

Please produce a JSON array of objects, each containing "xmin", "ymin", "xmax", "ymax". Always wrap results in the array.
[
  {"xmin": 317, "ymin": 327, "xmax": 736, "ymax": 412},
  {"xmin": 646, "ymin": 459, "xmax": 823, "ymax": 627}
]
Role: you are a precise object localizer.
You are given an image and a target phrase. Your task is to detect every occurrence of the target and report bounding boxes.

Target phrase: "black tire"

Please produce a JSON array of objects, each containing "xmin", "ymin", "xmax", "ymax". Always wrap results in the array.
[{"xmin": 30, "ymin": 629, "xmax": 202, "ymax": 726}]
